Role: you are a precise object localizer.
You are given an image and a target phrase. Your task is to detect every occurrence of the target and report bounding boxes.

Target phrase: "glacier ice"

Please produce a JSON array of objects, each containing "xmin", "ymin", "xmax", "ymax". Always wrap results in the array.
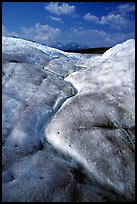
[
  {"xmin": 2, "ymin": 37, "xmax": 135, "ymax": 202},
  {"xmin": 45, "ymin": 39, "xmax": 135, "ymax": 200}
]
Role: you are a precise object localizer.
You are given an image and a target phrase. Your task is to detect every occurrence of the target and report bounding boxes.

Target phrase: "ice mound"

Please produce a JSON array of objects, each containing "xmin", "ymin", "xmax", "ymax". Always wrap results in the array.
[{"xmin": 45, "ymin": 39, "xmax": 135, "ymax": 201}]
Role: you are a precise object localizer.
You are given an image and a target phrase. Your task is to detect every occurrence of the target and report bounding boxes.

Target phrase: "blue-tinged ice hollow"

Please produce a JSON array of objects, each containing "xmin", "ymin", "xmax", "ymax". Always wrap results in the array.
[{"xmin": 45, "ymin": 39, "xmax": 135, "ymax": 200}]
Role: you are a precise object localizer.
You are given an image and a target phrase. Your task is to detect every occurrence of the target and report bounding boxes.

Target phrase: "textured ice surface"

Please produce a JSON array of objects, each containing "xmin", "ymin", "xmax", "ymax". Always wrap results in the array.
[
  {"xmin": 2, "ymin": 37, "xmax": 135, "ymax": 202},
  {"xmin": 3, "ymin": 61, "xmax": 75, "ymax": 152},
  {"xmin": 45, "ymin": 39, "xmax": 135, "ymax": 201},
  {"xmin": 44, "ymin": 56, "xmax": 82, "ymax": 78},
  {"xmin": 3, "ymin": 150, "xmax": 127, "ymax": 202},
  {"xmin": 2, "ymin": 37, "xmax": 79, "ymax": 155},
  {"xmin": 65, "ymin": 39, "xmax": 135, "ymax": 93}
]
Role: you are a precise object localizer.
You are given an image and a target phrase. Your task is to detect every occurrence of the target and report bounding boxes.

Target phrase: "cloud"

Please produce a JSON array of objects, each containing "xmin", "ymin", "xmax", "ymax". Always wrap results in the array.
[
  {"xmin": 2, "ymin": 24, "xmax": 62, "ymax": 45},
  {"xmin": 21, "ymin": 26, "xmax": 34, "ymax": 37},
  {"xmin": 45, "ymin": 2, "xmax": 75, "ymax": 16},
  {"xmin": 100, "ymin": 14, "xmax": 128, "ymax": 29},
  {"xmin": 70, "ymin": 27, "xmax": 108, "ymax": 37},
  {"xmin": 83, "ymin": 13, "xmax": 99, "ymax": 23},
  {"xmin": 35, "ymin": 23, "xmax": 61, "ymax": 41},
  {"xmin": 2, "ymin": 26, "xmax": 19, "ymax": 37},
  {"xmin": 68, "ymin": 26, "xmax": 134, "ymax": 47},
  {"xmin": 83, "ymin": 3, "xmax": 135, "ymax": 30},
  {"xmin": 104, "ymin": 32, "xmax": 135, "ymax": 45},
  {"xmin": 116, "ymin": 3, "xmax": 135, "ymax": 14},
  {"xmin": 21, "ymin": 23, "xmax": 61, "ymax": 44},
  {"xmin": 67, "ymin": 27, "xmax": 110, "ymax": 47},
  {"xmin": 47, "ymin": 15, "xmax": 63, "ymax": 23},
  {"xmin": 83, "ymin": 12, "xmax": 131, "ymax": 30}
]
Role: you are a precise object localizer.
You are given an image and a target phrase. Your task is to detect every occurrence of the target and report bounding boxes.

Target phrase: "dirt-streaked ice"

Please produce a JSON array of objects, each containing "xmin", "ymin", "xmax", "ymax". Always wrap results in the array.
[
  {"xmin": 2, "ymin": 37, "xmax": 135, "ymax": 202},
  {"xmin": 45, "ymin": 39, "xmax": 135, "ymax": 201}
]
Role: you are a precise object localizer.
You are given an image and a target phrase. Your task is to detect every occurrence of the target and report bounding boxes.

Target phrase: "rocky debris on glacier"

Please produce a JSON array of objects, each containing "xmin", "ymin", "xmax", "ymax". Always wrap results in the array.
[
  {"xmin": 2, "ymin": 37, "xmax": 135, "ymax": 202},
  {"xmin": 45, "ymin": 39, "xmax": 135, "ymax": 201}
]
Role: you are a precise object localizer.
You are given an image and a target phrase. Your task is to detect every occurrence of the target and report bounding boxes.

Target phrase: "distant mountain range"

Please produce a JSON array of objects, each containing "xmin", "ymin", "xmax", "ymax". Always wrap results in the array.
[{"xmin": 50, "ymin": 41, "xmax": 89, "ymax": 51}]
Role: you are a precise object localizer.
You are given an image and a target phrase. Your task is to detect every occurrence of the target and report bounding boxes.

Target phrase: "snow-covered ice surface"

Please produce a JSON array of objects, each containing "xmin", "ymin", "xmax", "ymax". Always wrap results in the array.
[{"xmin": 2, "ymin": 37, "xmax": 135, "ymax": 202}]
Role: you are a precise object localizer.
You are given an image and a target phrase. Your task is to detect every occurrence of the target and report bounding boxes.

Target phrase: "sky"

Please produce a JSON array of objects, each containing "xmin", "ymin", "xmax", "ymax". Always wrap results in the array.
[{"xmin": 2, "ymin": 2, "xmax": 135, "ymax": 47}]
